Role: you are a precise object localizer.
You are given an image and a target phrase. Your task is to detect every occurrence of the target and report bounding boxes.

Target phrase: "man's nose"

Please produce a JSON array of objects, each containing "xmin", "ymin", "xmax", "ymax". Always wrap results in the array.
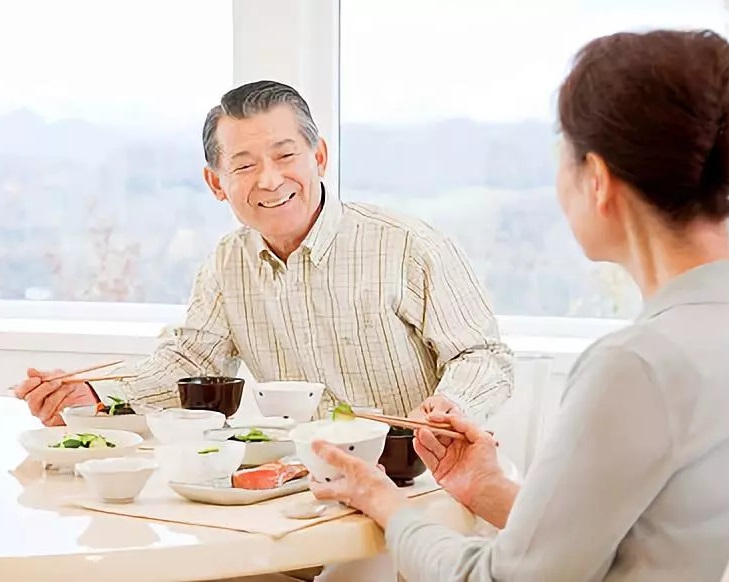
[{"xmin": 256, "ymin": 160, "xmax": 284, "ymax": 191}]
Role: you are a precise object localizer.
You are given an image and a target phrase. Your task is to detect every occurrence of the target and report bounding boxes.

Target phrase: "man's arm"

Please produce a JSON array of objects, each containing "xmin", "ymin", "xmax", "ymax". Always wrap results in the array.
[
  {"xmin": 99, "ymin": 253, "xmax": 240, "ymax": 407},
  {"xmin": 386, "ymin": 345, "xmax": 675, "ymax": 581},
  {"xmin": 399, "ymin": 232, "xmax": 513, "ymax": 421}
]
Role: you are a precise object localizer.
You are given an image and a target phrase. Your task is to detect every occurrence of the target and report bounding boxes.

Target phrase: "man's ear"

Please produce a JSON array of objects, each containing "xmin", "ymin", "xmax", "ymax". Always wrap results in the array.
[
  {"xmin": 315, "ymin": 138, "xmax": 328, "ymax": 177},
  {"xmin": 204, "ymin": 166, "xmax": 227, "ymax": 201}
]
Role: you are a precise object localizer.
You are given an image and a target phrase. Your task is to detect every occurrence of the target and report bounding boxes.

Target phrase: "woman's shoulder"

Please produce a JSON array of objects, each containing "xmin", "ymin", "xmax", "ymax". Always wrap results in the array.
[{"xmin": 572, "ymin": 322, "xmax": 694, "ymax": 385}]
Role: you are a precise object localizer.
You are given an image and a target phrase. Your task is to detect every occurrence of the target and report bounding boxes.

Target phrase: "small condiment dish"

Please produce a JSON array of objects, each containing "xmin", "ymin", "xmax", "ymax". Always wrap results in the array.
[{"xmin": 76, "ymin": 457, "xmax": 157, "ymax": 504}]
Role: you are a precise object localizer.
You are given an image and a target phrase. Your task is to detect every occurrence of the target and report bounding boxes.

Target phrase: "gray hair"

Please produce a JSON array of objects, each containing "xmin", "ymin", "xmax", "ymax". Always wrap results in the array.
[{"xmin": 202, "ymin": 80, "xmax": 319, "ymax": 168}]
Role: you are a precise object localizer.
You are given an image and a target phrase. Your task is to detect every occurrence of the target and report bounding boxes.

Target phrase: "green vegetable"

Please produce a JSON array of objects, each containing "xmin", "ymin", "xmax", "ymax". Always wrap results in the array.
[
  {"xmin": 49, "ymin": 433, "xmax": 116, "ymax": 449},
  {"xmin": 107, "ymin": 395, "xmax": 134, "ymax": 416},
  {"xmin": 228, "ymin": 428, "xmax": 272, "ymax": 442},
  {"xmin": 197, "ymin": 447, "xmax": 220, "ymax": 455},
  {"xmin": 331, "ymin": 402, "xmax": 355, "ymax": 422}
]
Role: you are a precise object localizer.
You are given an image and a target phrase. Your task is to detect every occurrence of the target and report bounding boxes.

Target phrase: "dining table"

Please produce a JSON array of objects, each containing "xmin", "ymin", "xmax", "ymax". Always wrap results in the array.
[{"xmin": 0, "ymin": 396, "xmax": 487, "ymax": 582}]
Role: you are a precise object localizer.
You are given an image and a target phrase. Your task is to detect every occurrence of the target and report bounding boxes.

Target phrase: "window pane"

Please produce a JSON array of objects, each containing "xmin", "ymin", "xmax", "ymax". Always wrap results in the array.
[
  {"xmin": 0, "ymin": 0, "xmax": 233, "ymax": 303},
  {"xmin": 340, "ymin": 0, "xmax": 725, "ymax": 317}
]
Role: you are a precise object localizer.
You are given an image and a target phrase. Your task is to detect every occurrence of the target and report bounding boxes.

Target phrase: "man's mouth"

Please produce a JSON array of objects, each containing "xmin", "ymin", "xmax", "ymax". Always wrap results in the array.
[{"xmin": 258, "ymin": 192, "xmax": 296, "ymax": 209}]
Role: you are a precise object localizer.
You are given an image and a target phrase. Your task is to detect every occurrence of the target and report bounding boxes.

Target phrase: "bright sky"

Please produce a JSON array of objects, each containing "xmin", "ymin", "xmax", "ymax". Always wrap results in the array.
[
  {"xmin": 341, "ymin": 0, "xmax": 728, "ymax": 123},
  {"xmin": 0, "ymin": 0, "xmax": 725, "ymax": 126},
  {"xmin": 0, "ymin": 0, "xmax": 232, "ymax": 127}
]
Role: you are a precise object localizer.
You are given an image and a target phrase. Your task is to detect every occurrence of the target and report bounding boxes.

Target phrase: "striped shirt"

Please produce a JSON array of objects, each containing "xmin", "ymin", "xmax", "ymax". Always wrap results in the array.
[{"xmin": 112, "ymin": 190, "xmax": 513, "ymax": 420}]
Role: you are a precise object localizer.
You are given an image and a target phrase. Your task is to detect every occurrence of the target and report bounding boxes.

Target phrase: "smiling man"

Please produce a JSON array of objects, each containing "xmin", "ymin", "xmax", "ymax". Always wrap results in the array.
[{"xmin": 15, "ymin": 80, "xmax": 513, "ymax": 431}]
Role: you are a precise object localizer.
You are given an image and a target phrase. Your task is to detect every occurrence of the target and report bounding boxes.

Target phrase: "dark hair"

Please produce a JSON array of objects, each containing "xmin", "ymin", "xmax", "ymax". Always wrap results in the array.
[
  {"xmin": 202, "ymin": 80, "xmax": 319, "ymax": 168},
  {"xmin": 558, "ymin": 29, "xmax": 729, "ymax": 223}
]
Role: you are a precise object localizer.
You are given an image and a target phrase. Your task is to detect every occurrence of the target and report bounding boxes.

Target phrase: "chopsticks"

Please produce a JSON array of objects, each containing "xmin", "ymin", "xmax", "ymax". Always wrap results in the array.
[
  {"xmin": 45, "ymin": 360, "xmax": 124, "ymax": 383},
  {"xmin": 353, "ymin": 411, "xmax": 466, "ymax": 440},
  {"xmin": 4, "ymin": 360, "xmax": 127, "ymax": 399},
  {"xmin": 60, "ymin": 374, "xmax": 136, "ymax": 385}
]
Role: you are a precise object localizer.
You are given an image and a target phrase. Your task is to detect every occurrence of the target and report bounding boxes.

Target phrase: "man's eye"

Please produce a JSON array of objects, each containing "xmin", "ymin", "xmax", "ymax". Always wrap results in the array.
[
  {"xmin": 235, "ymin": 164, "xmax": 254, "ymax": 172},
  {"xmin": 280, "ymin": 153, "xmax": 295, "ymax": 160}
]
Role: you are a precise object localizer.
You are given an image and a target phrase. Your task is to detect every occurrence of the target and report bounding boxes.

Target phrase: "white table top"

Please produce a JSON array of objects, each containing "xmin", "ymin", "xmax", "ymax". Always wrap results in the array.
[{"xmin": 0, "ymin": 398, "xmax": 476, "ymax": 581}]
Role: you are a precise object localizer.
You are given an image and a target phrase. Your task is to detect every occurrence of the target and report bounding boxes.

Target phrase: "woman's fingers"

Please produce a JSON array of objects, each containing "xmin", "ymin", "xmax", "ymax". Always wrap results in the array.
[
  {"xmin": 413, "ymin": 437, "xmax": 439, "ymax": 471},
  {"xmin": 415, "ymin": 428, "xmax": 447, "ymax": 458},
  {"xmin": 426, "ymin": 412, "xmax": 494, "ymax": 445}
]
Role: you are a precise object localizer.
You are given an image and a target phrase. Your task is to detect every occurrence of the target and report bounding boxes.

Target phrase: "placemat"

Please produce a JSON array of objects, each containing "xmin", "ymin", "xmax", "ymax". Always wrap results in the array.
[{"xmin": 70, "ymin": 472, "xmax": 441, "ymax": 539}]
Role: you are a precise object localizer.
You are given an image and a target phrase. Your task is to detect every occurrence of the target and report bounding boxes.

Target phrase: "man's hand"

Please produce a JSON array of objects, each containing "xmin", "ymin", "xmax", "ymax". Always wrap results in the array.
[
  {"xmin": 14, "ymin": 368, "xmax": 97, "ymax": 426},
  {"xmin": 410, "ymin": 393, "xmax": 459, "ymax": 420}
]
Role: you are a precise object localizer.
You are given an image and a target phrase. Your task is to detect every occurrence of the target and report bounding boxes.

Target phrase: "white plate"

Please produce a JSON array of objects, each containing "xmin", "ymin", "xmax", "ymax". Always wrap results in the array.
[
  {"xmin": 169, "ymin": 477, "xmax": 309, "ymax": 506},
  {"xmin": 18, "ymin": 427, "xmax": 143, "ymax": 468},
  {"xmin": 61, "ymin": 405, "xmax": 149, "ymax": 436},
  {"xmin": 205, "ymin": 427, "xmax": 295, "ymax": 466}
]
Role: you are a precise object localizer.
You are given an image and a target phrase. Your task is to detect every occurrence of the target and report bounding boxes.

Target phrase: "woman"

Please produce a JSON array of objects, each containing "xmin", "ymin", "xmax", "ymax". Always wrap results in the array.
[{"xmin": 310, "ymin": 29, "xmax": 729, "ymax": 581}]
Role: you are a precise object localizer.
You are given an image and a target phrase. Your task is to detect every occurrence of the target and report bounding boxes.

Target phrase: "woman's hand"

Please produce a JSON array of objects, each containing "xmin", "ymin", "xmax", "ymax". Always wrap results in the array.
[
  {"xmin": 415, "ymin": 412, "xmax": 518, "ymax": 528},
  {"xmin": 309, "ymin": 440, "xmax": 407, "ymax": 528},
  {"xmin": 410, "ymin": 393, "xmax": 459, "ymax": 419}
]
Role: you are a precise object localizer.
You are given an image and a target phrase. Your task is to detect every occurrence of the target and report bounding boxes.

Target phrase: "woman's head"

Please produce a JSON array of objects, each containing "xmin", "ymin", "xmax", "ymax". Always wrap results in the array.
[{"xmin": 557, "ymin": 30, "xmax": 729, "ymax": 262}]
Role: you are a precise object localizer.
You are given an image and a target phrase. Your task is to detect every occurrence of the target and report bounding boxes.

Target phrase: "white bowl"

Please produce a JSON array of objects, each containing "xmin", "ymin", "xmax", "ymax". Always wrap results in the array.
[
  {"xmin": 76, "ymin": 457, "xmax": 157, "ymax": 503},
  {"xmin": 227, "ymin": 415, "xmax": 296, "ymax": 431},
  {"xmin": 155, "ymin": 440, "xmax": 245, "ymax": 484},
  {"xmin": 61, "ymin": 405, "xmax": 149, "ymax": 436},
  {"xmin": 253, "ymin": 382, "xmax": 325, "ymax": 422},
  {"xmin": 18, "ymin": 427, "xmax": 143, "ymax": 468},
  {"xmin": 290, "ymin": 418, "xmax": 390, "ymax": 482},
  {"xmin": 205, "ymin": 427, "xmax": 295, "ymax": 467},
  {"xmin": 146, "ymin": 408, "xmax": 226, "ymax": 444}
]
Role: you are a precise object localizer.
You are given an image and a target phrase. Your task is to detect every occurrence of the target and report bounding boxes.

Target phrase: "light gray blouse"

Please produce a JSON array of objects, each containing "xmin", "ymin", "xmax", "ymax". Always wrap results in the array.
[{"xmin": 387, "ymin": 260, "xmax": 729, "ymax": 581}]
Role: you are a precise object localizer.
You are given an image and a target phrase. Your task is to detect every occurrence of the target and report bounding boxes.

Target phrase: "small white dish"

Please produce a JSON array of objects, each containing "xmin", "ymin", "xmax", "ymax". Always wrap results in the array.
[
  {"xmin": 18, "ymin": 427, "xmax": 143, "ymax": 468},
  {"xmin": 290, "ymin": 418, "xmax": 390, "ymax": 482},
  {"xmin": 146, "ymin": 408, "xmax": 225, "ymax": 444},
  {"xmin": 76, "ymin": 457, "xmax": 157, "ymax": 503},
  {"xmin": 205, "ymin": 427, "xmax": 295, "ymax": 467},
  {"xmin": 155, "ymin": 440, "xmax": 245, "ymax": 484},
  {"xmin": 281, "ymin": 499, "xmax": 338, "ymax": 520},
  {"xmin": 253, "ymin": 381, "xmax": 325, "ymax": 422},
  {"xmin": 169, "ymin": 476, "xmax": 308, "ymax": 506},
  {"xmin": 61, "ymin": 405, "xmax": 149, "ymax": 436}
]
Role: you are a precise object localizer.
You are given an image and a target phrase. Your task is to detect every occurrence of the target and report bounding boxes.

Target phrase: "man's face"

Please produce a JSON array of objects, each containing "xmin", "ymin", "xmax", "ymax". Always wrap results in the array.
[{"xmin": 204, "ymin": 105, "xmax": 327, "ymax": 242}]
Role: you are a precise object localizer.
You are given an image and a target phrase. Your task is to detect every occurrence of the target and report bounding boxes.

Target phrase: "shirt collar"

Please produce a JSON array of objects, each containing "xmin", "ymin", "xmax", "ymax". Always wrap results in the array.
[
  {"xmin": 253, "ymin": 183, "xmax": 342, "ymax": 268},
  {"xmin": 638, "ymin": 259, "xmax": 729, "ymax": 321}
]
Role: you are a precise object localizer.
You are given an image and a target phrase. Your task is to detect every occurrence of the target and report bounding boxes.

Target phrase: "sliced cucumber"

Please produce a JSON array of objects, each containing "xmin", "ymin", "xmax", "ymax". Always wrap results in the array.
[
  {"xmin": 88, "ymin": 436, "xmax": 109, "ymax": 448},
  {"xmin": 331, "ymin": 402, "xmax": 355, "ymax": 422}
]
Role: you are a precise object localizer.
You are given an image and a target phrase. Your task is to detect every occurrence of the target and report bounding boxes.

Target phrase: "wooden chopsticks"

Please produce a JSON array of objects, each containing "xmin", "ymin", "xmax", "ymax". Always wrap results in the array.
[
  {"xmin": 353, "ymin": 411, "xmax": 465, "ymax": 440},
  {"xmin": 46, "ymin": 360, "xmax": 124, "ymax": 382},
  {"xmin": 4, "ymin": 361, "xmax": 129, "ymax": 397},
  {"xmin": 60, "ymin": 374, "xmax": 136, "ymax": 385}
]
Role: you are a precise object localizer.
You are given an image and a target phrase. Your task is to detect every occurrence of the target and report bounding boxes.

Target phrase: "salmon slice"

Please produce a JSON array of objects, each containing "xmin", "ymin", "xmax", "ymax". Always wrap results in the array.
[{"xmin": 232, "ymin": 460, "xmax": 308, "ymax": 490}]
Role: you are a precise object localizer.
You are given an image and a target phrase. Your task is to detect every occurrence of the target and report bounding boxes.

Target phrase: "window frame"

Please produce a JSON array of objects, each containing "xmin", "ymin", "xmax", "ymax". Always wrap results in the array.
[{"xmin": 0, "ymin": 0, "xmax": 634, "ymax": 351}]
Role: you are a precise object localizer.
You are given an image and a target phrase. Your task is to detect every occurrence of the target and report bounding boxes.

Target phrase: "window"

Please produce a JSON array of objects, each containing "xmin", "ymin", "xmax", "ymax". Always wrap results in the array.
[
  {"xmin": 0, "ymin": 0, "xmax": 233, "ymax": 304},
  {"xmin": 339, "ymin": 0, "xmax": 726, "ymax": 318}
]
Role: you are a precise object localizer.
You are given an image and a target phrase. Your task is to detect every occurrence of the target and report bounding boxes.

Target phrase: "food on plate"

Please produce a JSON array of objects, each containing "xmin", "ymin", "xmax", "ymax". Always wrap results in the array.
[
  {"xmin": 330, "ymin": 402, "xmax": 355, "ymax": 422},
  {"xmin": 197, "ymin": 447, "xmax": 220, "ymax": 455},
  {"xmin": 49, "ymin": 433, "xmax": 117, "ymax": 449},
  {"xmin": 232, "ymin": 460, "xmax": 308, "ymax": 490},
  {"xmin": 227, "ymin": 428, "xmax": 272, "ymax": 442},
  {"xmin": 95, "ymin": 396, "xmax": 135, "ymax": 416}
]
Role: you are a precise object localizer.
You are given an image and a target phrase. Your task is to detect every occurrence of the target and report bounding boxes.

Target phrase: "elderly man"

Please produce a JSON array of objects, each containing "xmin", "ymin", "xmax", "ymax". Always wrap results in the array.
[{"xmin": 15, "ymin": 80, "xmax": 512, "ymax": 430}]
